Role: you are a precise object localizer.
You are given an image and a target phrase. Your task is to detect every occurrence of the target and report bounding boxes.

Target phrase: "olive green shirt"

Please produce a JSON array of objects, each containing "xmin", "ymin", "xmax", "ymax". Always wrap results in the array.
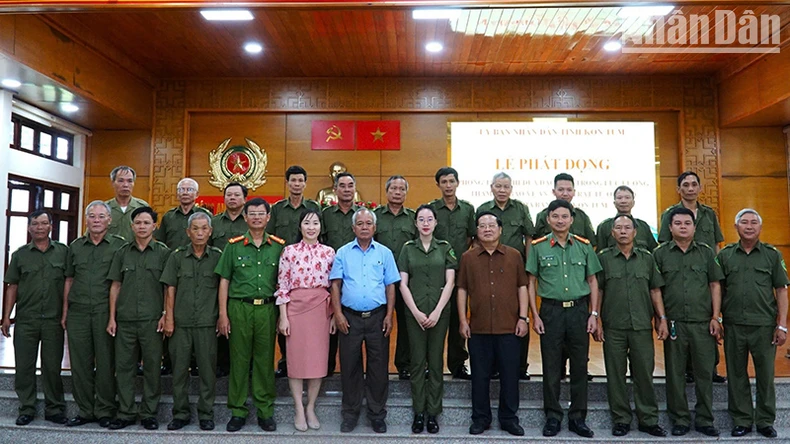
[
  {"xmin": 321, "ymin": 204, "xmax": 359, "ymax": 252},
  {"xmin": 210, "ymin": 211, "xmax": 248, "ymax": 251},
  {"xmin": 155, "ymin": 205, "xmax": 212, "ymax": 249},
  {"xmin": 596, "ymin": 217, "xmax": 658, "ymax": 251},
  {"xmin": 597, "ymin": 247, "xmax": 664, "ymax": 330},
  {"xmin": 374, "ymin": 205, "xmax": 417, "ymax": 264},
  {"xmin": 526, "ymin": 234, "xmax": 602, "ymax": 301},
  {"xmin": 476, "ymin": 199, "xmax": 535, "ymax": 259},
  {"xmin": 4, "ymin": 240, "xmax": 67, "ymax": 321},
  {"xmin": 534, "ymin": 206, "xmax": 597, "ymax": 248},
  {"xmin": 160, "ymin": 244, "xmax": 222, "ymax": 328},
  {"xmin": 269, "ymin": 197, "xmax": 322, "ymax": 245},
  {"xmin": 718, "ymin": 241, "xmax": 790, "ymax": 326},
  {"xmin": 428, "ymin": 197, "xmax": 476, "ymax": 262},
  {"xmin": 106, "ymin": 196, "xmax": 149, "ymax": 242},
  {"xmin": 658, "ymin": 201, "xmax": 724, "ymax": 248},
  {"xmin": 107, "ymin": 240, "xmax": 171, "ymax": 322},
  {"xmin": 653, "ymin": 240, "xmax": 724, "ymax": 322},
  {"xmin": 65, "ymin": 233, "xmax": 127, "ymax": 314},
  {"xmin": 214, "ymin": 231, "xmax": 283, "ymax": 299},
  {"xmin": 397, "ymin": 239, "xmax": 457, "ymax": 314}
]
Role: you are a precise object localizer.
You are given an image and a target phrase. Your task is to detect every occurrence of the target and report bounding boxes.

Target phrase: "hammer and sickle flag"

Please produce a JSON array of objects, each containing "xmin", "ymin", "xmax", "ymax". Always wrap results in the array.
[{"xmin": 311, "ymin": 120, "xmax": 355, "ymax": 150}]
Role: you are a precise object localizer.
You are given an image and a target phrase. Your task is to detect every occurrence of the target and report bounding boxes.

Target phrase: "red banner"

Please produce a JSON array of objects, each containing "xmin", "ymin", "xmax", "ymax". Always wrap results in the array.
[
  {"xmin": 196, "ymin": 195, "xmax": 282, "ymax": 215},
  {"xmin": 356, "ymin": 120, "xmax": 400, "ymax": 150},
  {"xmin": 311, "ymin": 120, "xmax": 356, "ymax": 151}
]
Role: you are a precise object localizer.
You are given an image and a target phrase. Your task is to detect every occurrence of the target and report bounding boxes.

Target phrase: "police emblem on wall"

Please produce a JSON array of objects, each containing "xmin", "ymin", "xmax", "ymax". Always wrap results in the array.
[{"xmin": 208, "ymin": 137, "xmax": 268, "ymax": 191}]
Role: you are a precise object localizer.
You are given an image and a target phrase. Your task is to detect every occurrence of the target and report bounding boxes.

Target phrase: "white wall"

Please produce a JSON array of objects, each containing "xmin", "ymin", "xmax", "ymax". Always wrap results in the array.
[{"xmin": 0, "ymin": 90, "xmax": 12, "ymax": 286}]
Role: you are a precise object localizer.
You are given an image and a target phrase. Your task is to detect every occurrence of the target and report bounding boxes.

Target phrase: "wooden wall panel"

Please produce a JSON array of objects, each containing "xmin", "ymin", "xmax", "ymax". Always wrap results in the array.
[
  {"xmin": 0, "ymin": 16, "xmax": 14, "ymax": 55},
  {"xmin": 721, "ymin": 177, "xmax": 790, "ymax": 247},
  {"xmin": 720, "ymin": 127, "xmax": 787, "ymax": 177},
  {"xmin": 84, "ymin": 129, "xmax": 152, "ymax": 208}
]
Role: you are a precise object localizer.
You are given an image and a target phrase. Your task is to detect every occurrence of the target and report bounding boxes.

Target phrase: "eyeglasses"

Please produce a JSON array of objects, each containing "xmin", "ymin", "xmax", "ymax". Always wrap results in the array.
[
  {"xmin": 477, "ymin": 223, "xmax": 499, "ymax": 230},
  {"xmin": 177, "ymin": 187, "xmax": 196, "ymax": 193},
  {"xmin": 247, "ymin": 211, "xmax": 268, "ymax": 218},
  {"xmin": 417, "ymin": 217, "xmax": 435, "ymax": 224}
]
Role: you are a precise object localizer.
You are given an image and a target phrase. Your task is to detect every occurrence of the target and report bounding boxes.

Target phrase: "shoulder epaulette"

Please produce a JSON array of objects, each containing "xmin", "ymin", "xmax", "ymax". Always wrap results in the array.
[
  {"xmin": 269, "ymin": 234, "xmax": 286, "ymax": 245},
  {"xmin": 436, "ymin": 239, "xmax": 450, "ymax": 245},
  {"xmin": 653, "ymin": 241, "xmax": 669, "ymax": 251},
  {"xmin": 403, "ymin": 239, "xmax": 416, "ymax": 246},
  {"xmin": 108, "ymin": 234, "xmax": 126, "ymax": 241},
  {"xmin": 208, "ymin": 245, "xmax": 223, "ymax": 254},
  {"xmin": 597, "ymin": 246, "xmax": 612, "ymax": 255},
  {"xmin": 174, "ymin": 246, "xmax": 186, "ymax": 253},
  {"xmin": 532, "ymin": 235, "xmax": 548, "ymax": 245},
  {"xmin": 634, "ymin": 247, "xmax": 653, "ymax": 255},
  {"xmin": 765, "ymin": 243, "xmax": 779, "ymax": 252},
  {"xmin": 228, "ymin": 235, "xmax": 246, "ymax": 244},
  {"xmin": 572, "ymin": 234, "xmax": 590, "ymax": 244}
]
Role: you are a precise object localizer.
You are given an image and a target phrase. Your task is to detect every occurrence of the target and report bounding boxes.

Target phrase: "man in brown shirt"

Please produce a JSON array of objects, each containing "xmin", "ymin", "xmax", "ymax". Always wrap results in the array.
[{"xmin": 458, "ymin": 211, "xmax": 529, "ymax": 436}]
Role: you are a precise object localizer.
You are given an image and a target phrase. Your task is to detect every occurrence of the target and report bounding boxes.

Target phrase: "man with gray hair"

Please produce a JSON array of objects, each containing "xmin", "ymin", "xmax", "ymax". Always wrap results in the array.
[
  {"xmin": 62, "ymin": 201, "xmax": 127, "ymax": 428},
  {"xmin": 718, "ymin": 208, "xmax": 789, "ymax": 438},
  {"xmin": 106, "ymin": 166, "xmax": 149, "ymax": 242},
  {"xmin": 330, "ymin": 208, "xmax": 400, "ymax": 433},
  {"xmin": 156, "ymin": 178, "xmax": 212, "ymax": 249}
]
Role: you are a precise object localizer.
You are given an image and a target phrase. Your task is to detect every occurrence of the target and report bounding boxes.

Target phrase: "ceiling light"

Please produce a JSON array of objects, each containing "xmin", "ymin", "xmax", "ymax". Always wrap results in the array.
[
  {"xmin": 617, "ymin": 5, "xmax": 675, "ymax": 18},
  {"xmin": 413, "ymin": 9, "xmax": 462, "ymax": 20},
  {"xmin": 604, "ymin": 41, "xmax": 622, "ymax": 52},
  {"xmin": 1, "ymin": 79, "xmax": 21, "ymax": 89},
  {"xmin": 244, "ymin": 42, "xmax": 263, "ymax": 54},
  {"xmin": 60, "ymin": 103, "xmax": 79, "ymax": 113},
  {"xmin": 200, "ymin": 9, "xmax": 254, "ymax": 21},
  {"xmin": 426, "ymin": 42, "xmax": 443, "ymax": 53}
]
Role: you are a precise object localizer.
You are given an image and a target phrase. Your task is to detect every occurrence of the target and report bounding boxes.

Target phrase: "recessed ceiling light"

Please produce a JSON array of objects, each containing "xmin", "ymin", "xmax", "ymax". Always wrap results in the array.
[
  {"xmin": 244, "ymin": 42, "xmax": 263, "ymax": 54},
  {"xmin": 60, "ymin": 103, "xmax": 79, "ymax": 113},
  {"xmin": 617, "ymin": 5, "xmax": 675, "ymax": 18},
  {"xmin": 413, "ymin": 9, "xmax": 462, "ymax": 20},
  {"xmin": 604, "ymin": 41, "xmax": 622, "ymax": 52},
  {"xmin": 200, "ymin": 9, "xmax": 254, "ymax": 21},
  {"xmin": 1, "ymin": 79, "xmax": 21, "ymax": 89},
  {"xmin": 426, "ymin": 42, "xmax": 443, "ymax": 53}
]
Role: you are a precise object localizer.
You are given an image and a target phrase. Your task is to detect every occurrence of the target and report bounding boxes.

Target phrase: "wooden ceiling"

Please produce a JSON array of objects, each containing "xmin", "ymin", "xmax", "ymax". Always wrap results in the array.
[{"xmin": 44, "ymin": 5, "xmax": 790, "ymax": 79}]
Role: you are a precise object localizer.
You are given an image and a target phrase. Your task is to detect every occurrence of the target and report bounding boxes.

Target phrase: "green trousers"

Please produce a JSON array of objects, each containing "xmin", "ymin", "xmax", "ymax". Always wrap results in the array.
[
  {"xmin": 405, "ymin": 311, "xmax": 449, "ymax": 415},
  {"xmin": 664, "ymin": 321, "xmax": 715, "ymax": 427},
  {"xmin": 67, "ymin": 310, "xmax": 116, "ymax": 419},
  {"xmin": 14, "ymin": 319, "xmax": 65, "ymax": 417},
  {"xmin": 393, "ymin": 286, "xmax": 411, "ymax": 373},
  {"xmin": 602, "ymin": 328, "xmax": 658, "ymax": 426},
  {"xmin": 724, "ymin": 324, "xmax": 776, "ymax": 428},
  {"xmin": 227, "ymin": 299, "xmax": 276, "ymax": 419},
  {"xmin": 115, "ymin": 320, "xmax": 162, "ymax": 420},
  {"xmin": 170, "ymin": 326, "xmax": 217, "ymax": 421}
]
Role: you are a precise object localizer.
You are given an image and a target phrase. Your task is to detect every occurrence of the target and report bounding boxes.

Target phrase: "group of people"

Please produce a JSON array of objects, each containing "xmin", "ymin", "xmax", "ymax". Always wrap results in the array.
[{"xmin": 1, "ymin": 164, "xmax": 786, "ymax": 440}]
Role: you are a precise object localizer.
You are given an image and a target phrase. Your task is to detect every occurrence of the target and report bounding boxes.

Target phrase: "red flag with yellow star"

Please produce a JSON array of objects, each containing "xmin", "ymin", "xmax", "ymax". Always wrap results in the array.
[
  {"xmin": 356, "ymin": 120, "xmax": 400, "ymax": 150},
  {"xmin": 311, "ymin": 120, "xmax": 356, "ymax": 150}
]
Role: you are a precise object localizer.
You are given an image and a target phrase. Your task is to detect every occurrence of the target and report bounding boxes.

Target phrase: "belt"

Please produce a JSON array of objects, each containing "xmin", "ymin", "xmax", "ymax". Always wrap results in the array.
[
  {"xmin": 342, "ymin": 305, "xmax": 386, "ymax": 319},
  {"xmin": 542, "ymin": 295, "xmax": 589, "ymax": 308},
  {"xmin": 238, "ymin": 297, "xmax": 276, "ymax": 305}
]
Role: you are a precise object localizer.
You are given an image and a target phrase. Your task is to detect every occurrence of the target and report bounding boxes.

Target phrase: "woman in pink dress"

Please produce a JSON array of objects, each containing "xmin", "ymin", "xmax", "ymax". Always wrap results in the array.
[{"xmin": 276, "ymin": 209, "xmax": 335, "ymax": 432}]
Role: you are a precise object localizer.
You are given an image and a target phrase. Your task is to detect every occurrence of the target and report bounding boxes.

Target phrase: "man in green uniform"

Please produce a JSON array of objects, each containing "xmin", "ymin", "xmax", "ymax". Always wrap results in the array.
[
  {"xmin": 595, "ymin": 186, "xmax": 658, "ymax": 251},
  {"xmin": 652, "ymin": 207, "xmax": 723, "ymax": 437},
  {"xmin": 533, "ymin": 173, "xmax": 596, "ymax": 247},
  {"xmin": 106, "ymin": 206, "xmax": 171, "ymax": 430},
  {"xmin": 62, "ymin": 201, "xmax": 126, "ymax": 428},
  {"xmin": 2, "ymin": 210, "xmax": 67, "ymax": 426},
  {"xmin": 527, "ymin": 199, "xmax": 601, "ymax": 438},
  {"xmin": 269, "ymin": 165, "xmax": 321, "ymax": 378},
  {"xmin": 155, "ymin": 177, "xmax": 212, "ymax": 249},
  {"xmin": 161, "ymin": 212, "xmax": 222, "ymax": 431},
  {"xmin": 321, "ymin": 172, "xmax": 359, "ymax": 375},
  {"xmin": 595, "ymin": 214, "xmax": 667, "ymax": 437},
  {"xmin": 476, "ymin": 171, "xmax": 534, "ymax": 379},
  {"xmin": 374, "ymin": 175, "xmax": 417, "ymax": 380},
  {"xmin": 718, "ymin": 208, "xmax": 789, "ymax": 439},
  {"xmin": 215, "ymin": 197, "xmax": 284, "ymax": 432},
  {"xmin": 106, "ymin": 165, "xmax": 149, "ymax": 242},
  {"xmin": 428, "ymin": 166, "xmax": 475, "ymax": 380}
]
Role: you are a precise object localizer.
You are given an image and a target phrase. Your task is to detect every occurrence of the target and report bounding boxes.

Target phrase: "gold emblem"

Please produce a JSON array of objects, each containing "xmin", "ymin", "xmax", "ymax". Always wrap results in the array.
[
  {"xmin": 326, "ymin": 125, "xmax": 343, "ymax": 142},
  {"xmin": 208, "ymin": 137, "xmax": 268, "ymax": 191}
]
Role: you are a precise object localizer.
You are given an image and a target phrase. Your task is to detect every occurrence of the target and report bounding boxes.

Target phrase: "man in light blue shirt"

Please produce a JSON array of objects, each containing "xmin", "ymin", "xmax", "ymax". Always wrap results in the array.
[{"xmin": 330, "ymin": 208, "xmax": 400, "ymax": 434}]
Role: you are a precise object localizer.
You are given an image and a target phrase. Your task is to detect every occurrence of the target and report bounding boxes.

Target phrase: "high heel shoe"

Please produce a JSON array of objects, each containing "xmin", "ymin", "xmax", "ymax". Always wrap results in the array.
[{"xmin": 306, "ymin": 410, "xmax": 320, "ymax": 430}]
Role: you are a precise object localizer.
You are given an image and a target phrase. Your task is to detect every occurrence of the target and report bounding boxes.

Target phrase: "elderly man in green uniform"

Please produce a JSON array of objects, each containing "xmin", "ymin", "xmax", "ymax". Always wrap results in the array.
[
  {"xmin": 156, "ymin": 177, "xmax": 212, "ymax": 249},
  {"xmin": 595, "ymin": 186, "xmax": 658, "ymax": 251},
  {"xmin": 321, "ymin": 171, "xmax": 360, "ymax": 375},
  {"xmin": 428, "ymin": 166, "xmax": 475, "ymax": 380},
  {"xmin": 161, "ymin": 212, "xmax": 222, "ymax": 431},
  {"xmin": 106, "ymin": 206, "xmax": 171, "ymax": 430},
  {"xmin": 595, "ymin": 214, "xmax": 668, "ymax": 437},
  {"xmin": 2, "ymin": 210, "xmax": 67, "ymax": 426},
  {"xmin": 374, "ymin": 175, "xmax": 417, "ymax": 380},
  {"xmin": 62, "ymin": 201, "xmax": 126, "ymax": 428},
  {"xmin": 652, "ymin": 207, "xmax": 723, "ymax": 437},
  {"xmin": 533, "ymin": 173, "xmax": 596, "ymax": 247},
  {"xmin": 106, "ymin": 165, "xmax": 149, "ymax": 242},
  {"xmin": 215, "ymin": 197, "xmax": 284, "ymax": 432},
  {"xmin": 527, "ymin": 199, "xmax": 601, "ymax": 438},
  {"xmin": 718, "ymin": 208, "xmax": 789, "ymax": 439}
]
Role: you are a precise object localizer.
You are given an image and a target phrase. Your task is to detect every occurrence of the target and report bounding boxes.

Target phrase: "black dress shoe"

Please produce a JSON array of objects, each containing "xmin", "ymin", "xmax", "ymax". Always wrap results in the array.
[
  {"xmin": 160, "ymin": 364, "xmax": 172, "ymax": 376},
  {"xmin": 612, "ymin": 423, "xmax": 630, "ymax": 436},
  {"xmin": 190, "ymin": 366, "xmax": 199, "ymax": 377},
  {"xmin": 136, "ymin": 362, "xmax": 144, "ymax": 376},
  {"xmin": 453, "ymin": 366, "xmax": 472, "ymax": 380},
  {"xmin": 695, "ymin": 425, "xmax": 719, "ymax": 437},
  {"xmin": 685, "ymin": 373, "xmax": 694, "ymax": 383},
  {"xmin": 411, "ymin": 413, "xmax": 424, "ymax": 433},
  {"xmin": 46, "ymin": 414, "xmax": 67, "ymax": 425},
  {"xmin": 274, "ymin": 367, "xmax": 287, "ymax": 378},
  {"xmin": 98, "ymin": 417, "xmax": 112, "ymax": 428},
  {"xmin": 340, "ymin": 418, "xmax": 357, "ymax": 433},
  {"xmin": 426, "ymin": 415, "xmax": 439, "ymax": 434},
  {"xmin": 490, "ymin": 371, "xmax": 500, "ymax": 380},
  {"xmin": 141, "ymin": 417, "xmax": 159, "ymax": 430},
  {"xmin": 226, "ymin": 416, "xmax": 246, "ymax": 432},
  {"xmin": 167, "ymin": 418, "xmax": 189, "ymax": 430},
  {"xmin": 15, "ymin": 415, "xmax": 34, "ymax": 426},
  {"xmin": 758, "ymin": 426, "xmax": 778, "ymax": 438},
  {"xmin": 199, "ymin": 419, "xmax": 215, "ymax": 430},
  {"xmin": 216, "ymin": 368, "xmax": 229, "ymax": 378},
  {"xmin": 66, "ymin": 416, "xmax": 95, "ymax": 427},
  {"xmin": 469, "ymin": 421, "xmax": 490, "ymax": 435},
  {"xmin": 371, "ymin": 418, "xmax": 387, "ymax": 433},
  {"xmin": 398, "ymin": 369, "xmax": 411, "ymax": 380},
  {"xmin": 543, "ymin": 418, "xmax": 561, "ymax": 437},
  {"xmin": 519, "ymin": 371, "xmax": 531, "ymax": 380},
  {"xmin": 672, "ymin": 424, "xmax": 690, "ymax": 435},
  {"xmin": 712, "ymin": 373, "xmax": 727, "ymax": 383},
  {"xmin": 569, "ymin": 419, "xmax": 594, "ymax": 438},
  {"xmin": 258, "ymin": 416, "xmax": 276, "ymax": 431},
  {"xmin": 108, "ymin": 418, "xmax": 136, "ymax": 430},
  {"xmin": 638, "ymin": 424, "xmax": 667, "ymax": 437},
  {"xmin": 501, "ymin": 422, "xmax": 525, "ymax": 436},
  {"xmin": 731, "ymin": 425, "xmax": 752, "ymax": 436}
]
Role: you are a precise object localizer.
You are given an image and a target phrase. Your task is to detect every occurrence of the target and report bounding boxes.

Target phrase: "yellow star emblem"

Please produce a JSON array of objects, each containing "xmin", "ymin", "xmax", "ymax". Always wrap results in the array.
[{"xmin": 371, "ymin": 127, "xmax": 386, "ymax": 142}]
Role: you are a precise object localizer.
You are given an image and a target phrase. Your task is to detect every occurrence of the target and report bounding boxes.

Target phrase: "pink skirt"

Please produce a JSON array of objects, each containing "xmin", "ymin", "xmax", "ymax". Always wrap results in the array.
[{"xmin": 285, "ymin": 288, "xmax": 331, "ymax": 379}]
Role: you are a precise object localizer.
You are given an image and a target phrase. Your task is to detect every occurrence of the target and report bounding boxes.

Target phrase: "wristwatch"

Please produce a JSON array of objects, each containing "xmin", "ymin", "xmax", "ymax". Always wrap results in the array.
[
  {"xmin": 518, "ymin": 316, "xmax": 529, "ymax": 323},
  {"xmin": 777, "ymin": 325, "xmax": 788, "ymax": 333},
  {"xmin": 715, "ymin": 316, "xmax": 723, "ymax": 324},
  {"xmin": 590, "ymin": 311, "xmax": 599, "ymax": 318},
  {"xmin": 659, "ymin": 315, "xmax": 667, "ymax": 320}
]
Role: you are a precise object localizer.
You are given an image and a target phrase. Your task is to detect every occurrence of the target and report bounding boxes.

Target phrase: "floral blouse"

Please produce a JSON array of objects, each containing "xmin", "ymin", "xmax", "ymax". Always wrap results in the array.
[{"xmin": 275, "ymin": 240, "xmax": 335, "ymax": 305}]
